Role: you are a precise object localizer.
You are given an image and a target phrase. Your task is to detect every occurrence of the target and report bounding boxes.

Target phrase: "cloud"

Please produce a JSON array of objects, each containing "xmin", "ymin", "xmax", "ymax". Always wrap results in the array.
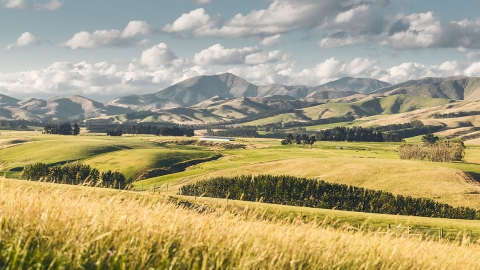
[
  {"xmin": 62, "ymin": 21, "xmax": 155, "ymax": 49},
  {"xmin": 260, "ymin": 34, "xmax": 282, "ymax": 46},
  {"xmin": 1, "ymin": 0, "xmax": 62, "ymax": 10},
  {"xmin": 140, "ymin": 43, "xmax": 178, "ymax": 68},
  {"xmin": 318, "ymin": 11, "xmax": 480, "ymax": 51},
  {"xmin": 163, "ymin": 8, "xmax": 221, "ymax": 34},
  {"xmin": 318, "ymin": 31, "xmax": 365, "ymax": 48},
  {"xmin": 6, "ymin": 32, "xmax": 42, "ymax": 50},
  {"xmin": 193, "ymin": 44, "xmax": 260, "ymax": 65},
  {"xmin": 164, "ymin": 0, "xmax": 389, "ymax": 39},
  {"xmin": 244, "ymin": 50, "xmax": 290, "ymax": 65}
]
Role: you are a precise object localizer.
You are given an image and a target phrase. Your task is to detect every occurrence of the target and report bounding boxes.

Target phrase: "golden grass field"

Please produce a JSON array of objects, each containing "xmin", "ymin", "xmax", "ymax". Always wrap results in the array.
[{"xmin": 2, "ymin": 179, "xmax": 480, "ymax": 269}]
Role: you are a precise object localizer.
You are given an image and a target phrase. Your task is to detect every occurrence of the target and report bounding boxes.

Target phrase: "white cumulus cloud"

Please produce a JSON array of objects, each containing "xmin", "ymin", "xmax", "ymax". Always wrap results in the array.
[
  {"xmin": 163, "ymin": 8, "xmax": 221, "ymax": 34},
  {"xmin": 6, "ymin": 32, "xmax": 42, "ymax": 50},
  {"xmin": 260, "ymin": 34, "xmax": 282, "ymax": 46},
  {"xmin": 193, "ymin": 44, "xmax": 260, "ymax": 65},
  {"xmin": 140, "ymin": 43, "xmax": 178, "ymax": 68},
  {"xmin": 62, "ymin": 21, "xmax": 155, "ymax": 49}
]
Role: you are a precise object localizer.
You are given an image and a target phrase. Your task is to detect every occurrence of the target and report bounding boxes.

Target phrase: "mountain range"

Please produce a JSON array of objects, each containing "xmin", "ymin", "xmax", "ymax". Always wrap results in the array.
[{"xmin": 1, "ymin": 73, "xmax": 480, "ymax": 123}]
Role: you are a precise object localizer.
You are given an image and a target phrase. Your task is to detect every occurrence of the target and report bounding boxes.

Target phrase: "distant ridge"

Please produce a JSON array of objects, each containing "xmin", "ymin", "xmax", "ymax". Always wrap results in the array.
[
  {"xmin": 1, "ymin": 74, "xmax": 480, "ymax": 122},
  {"xmin": 107, "ymin": 73, "xmax": 391, "ymax": 109}
]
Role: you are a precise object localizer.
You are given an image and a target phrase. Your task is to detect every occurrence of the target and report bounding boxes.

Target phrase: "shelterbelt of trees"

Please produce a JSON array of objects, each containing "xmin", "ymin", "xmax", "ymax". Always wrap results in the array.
[
  {"xmin": 21, "ymin": 162, "xmax": 129, "ymax": 189},
  {"xmin": 0, "ymin": 120, "xmax": 42, "ymax": 130},
  {"xmin": 431, "ymin": 111, "xmax": 480, "ymax": 119},
  {"xmin": 106, "ymin": 125, "xmax": 195, "ymax": 137},
  {"xmin": 180, "ymin": 175, "xmax": 478, "ymax": 220},
  {"xmin": 316, "ymin": 121, "xmax": 443, "ymax": 142}
]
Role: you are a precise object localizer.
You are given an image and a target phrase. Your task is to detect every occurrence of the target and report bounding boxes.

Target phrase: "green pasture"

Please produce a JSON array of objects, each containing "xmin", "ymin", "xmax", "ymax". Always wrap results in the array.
[
  {"xmin": 0, "ymin": 132, "xmax": 214, "ymax": 178},
  {"xmin": 83, "ymin": 148, "xmax": 214, "ymax": 180}
]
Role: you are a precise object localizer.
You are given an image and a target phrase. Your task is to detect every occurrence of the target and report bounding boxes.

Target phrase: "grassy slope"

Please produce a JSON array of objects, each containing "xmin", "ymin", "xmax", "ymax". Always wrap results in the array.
[
  {"xmin": 83, "ymin": 148, "xmax": 214, "ymax": 180},
  {"xmin": 303, "ymin": 95, "xmax": 451, "ymax": 120},
  {"xmin": 2, "ymin": 178, "xmax": 480, "ymax": 269},
  {"xmin": 240, "ymin": 113, "xmax": 297, "ymax": 126},
  {"xmin": 0, "ymin": 131, "xmax": 213, "ymax": 179}
]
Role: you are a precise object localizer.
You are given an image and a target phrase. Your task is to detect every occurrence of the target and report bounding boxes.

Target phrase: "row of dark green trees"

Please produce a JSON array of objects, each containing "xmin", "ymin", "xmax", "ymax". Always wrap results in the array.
[
  {"xmin": 180, "ymin": 175, "xmax": 477, "ymax": 220},
  {"xmin": 106, "ymin": 125, "xmax": 195, "ymax": 137},
  {"xmin": 0, "ymin": 120, "xmax": 40, "ymax": 130},
  {"xmin": 44, "ymin": 123, "xmax": 80, "ymax": 135},
  {"xmin": 316, "ymin": 124, "xmax": 443, "ymax": 142},
  {"xmin": 21, "ymin": 162, "xmax": 129, "ymax": 189},
  {"xmin": 431, "ymin": 111, "xmax": 480, "ymax": 119}
]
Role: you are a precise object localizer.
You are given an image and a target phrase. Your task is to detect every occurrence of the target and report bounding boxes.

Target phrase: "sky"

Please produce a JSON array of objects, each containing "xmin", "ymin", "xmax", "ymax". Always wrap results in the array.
[{"xmin": 2, "ymin": 0, "xmax": 480, "ymax": 101}]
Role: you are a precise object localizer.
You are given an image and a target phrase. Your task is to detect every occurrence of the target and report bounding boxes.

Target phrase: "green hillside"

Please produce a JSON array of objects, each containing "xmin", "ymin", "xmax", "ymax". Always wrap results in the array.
[{"xmin": 303, "ymin": 95, "xmax": 451, "ymax": 120}]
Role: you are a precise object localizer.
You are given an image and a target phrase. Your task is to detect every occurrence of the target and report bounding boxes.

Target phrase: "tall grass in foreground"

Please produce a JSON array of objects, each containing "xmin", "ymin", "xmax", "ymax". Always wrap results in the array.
[{"xmin": 1, "ymin": 180, "xmax": 480, "ymax": 269}]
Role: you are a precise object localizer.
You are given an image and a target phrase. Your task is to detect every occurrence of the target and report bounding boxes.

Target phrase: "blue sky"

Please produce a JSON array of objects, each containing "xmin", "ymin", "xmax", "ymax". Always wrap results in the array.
[{"xmin": 2, "ymin": 0, "xmax": 480, "ymax": 101}]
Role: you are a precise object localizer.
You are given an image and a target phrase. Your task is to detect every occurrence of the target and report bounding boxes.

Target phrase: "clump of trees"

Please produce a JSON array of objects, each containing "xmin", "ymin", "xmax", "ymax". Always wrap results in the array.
[
  {"xmin": 398, "ymin": 135, "xmax": 465, "ymax": 162},
  {"xmin": 180, "ymin": 175, "xmax": 477, "ymax": 220},
  {"xmin": 281, "ymin": 133, "xmax": 316, "ymax": 146},
  {"xmin": 44, "ymin": 123, "xmax": 80, "ymax": 135},
  {"xmin": 21, "ymin": 162, "xmax": 129, "ymax": 188}
]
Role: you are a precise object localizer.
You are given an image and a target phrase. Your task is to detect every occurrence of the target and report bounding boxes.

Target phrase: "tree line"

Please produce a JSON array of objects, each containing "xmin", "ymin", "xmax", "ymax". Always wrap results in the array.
[
  {"xmin": 21, "ymin": 162, "xmax": 129, "ymax": 189},
  {"xmin": 431, "ymin": 111, "xmax": 480, "ymax": 119},
  {"xmin": 317, "ymin": 126, "xmax": 384, "ymax": 142},
  {"xmin": 369, "ymin": 120, "xmax": 425, "ymax": 132},
  {"xmin": 44, "ymin": 123, "xmax": 80, "ymax": 135},
  {"xmin": 315, "ymin": 124, "xmax": 444, "ymax": 142},
  {"xmin": 180, "ymin": 175, "xmax": 477, "ymax": 220},
  {"xmin": 106, "ymin": 125, "xmax": 195, "ymax": 137},
  {"xmin": 282, "ymin": 115, "xmax": 355, "ymax": 128},
  {"xmin": 0, "ymin": 120, "xmax": 41, "ymax": 130}
]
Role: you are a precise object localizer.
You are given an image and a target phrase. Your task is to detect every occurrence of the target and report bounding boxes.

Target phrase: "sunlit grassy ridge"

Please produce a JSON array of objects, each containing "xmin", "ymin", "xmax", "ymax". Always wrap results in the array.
[
  {"xmin": 2, "ymin": 179, "xmax": 480, "ymax": 269},
  {"xmin": 83, "ymin": 149, "xmax": 214, "ymax": 180}
]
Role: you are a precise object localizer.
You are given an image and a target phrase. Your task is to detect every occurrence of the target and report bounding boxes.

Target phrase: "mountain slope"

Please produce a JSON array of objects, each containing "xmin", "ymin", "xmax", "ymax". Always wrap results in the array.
[
  {"xmin": 312, "ymin": 77, "xmax": 391, "ymax": 94},
  {"xmin": 110, "ymin": 73, "xmax": 390, "ymax": 109},
  {"xmin": 372, "ymin": 76, "xmax": 480, "ymax": 100},
  {"xmin": 1, "ymin": 95, "xmax": 131, "ymax": 121}
]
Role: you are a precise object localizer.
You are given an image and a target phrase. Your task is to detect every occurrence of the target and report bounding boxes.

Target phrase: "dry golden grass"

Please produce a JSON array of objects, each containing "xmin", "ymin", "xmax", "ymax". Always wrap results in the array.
[{"xmin": 2, "ymin": 179, "xmax": 480, "ymax": 269}]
